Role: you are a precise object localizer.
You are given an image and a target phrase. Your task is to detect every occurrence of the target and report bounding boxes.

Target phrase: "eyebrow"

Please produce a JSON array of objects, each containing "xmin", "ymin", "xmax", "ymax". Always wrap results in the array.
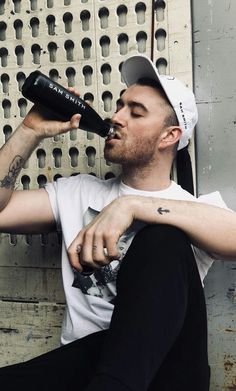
[{"xmin": 116, "ymin": 98, "xmax": 148, "ymax": 113}]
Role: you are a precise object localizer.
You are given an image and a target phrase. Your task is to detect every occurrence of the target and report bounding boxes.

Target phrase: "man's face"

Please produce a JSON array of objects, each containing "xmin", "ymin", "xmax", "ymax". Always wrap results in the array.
[{"xmin": 104, "ymin": 84, "xmax": 169, "ymax": 167}]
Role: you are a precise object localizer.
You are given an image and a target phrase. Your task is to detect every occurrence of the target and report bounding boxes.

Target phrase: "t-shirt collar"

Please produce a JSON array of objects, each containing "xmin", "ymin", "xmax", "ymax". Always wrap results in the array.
[{"xmin": 119, "ymin": 180, "xmax": 178, "ymax": 197}]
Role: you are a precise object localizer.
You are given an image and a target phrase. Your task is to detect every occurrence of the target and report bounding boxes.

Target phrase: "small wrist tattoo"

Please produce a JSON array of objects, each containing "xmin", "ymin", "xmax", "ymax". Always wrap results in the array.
[
  {"xmin": 157, "ymin": 207, "xmax": 170, "ymax": 215},
  {"xmin": 0, "ymin": 155, "xmax": 25, "ymax": 190}
]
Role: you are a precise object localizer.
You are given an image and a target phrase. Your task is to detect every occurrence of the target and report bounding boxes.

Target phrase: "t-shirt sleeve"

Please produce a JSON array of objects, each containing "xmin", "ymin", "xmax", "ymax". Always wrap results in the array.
[
  {"xmin": 197, "ymin": 190, "xmax": 230, "ymax": 210},
  {"xmin": 44, "ymin": 181, "xmax": 61, "ymax": 231}
]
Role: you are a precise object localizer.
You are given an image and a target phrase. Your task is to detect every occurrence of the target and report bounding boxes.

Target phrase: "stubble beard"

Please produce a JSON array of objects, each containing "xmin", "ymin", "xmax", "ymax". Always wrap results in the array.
[{"xmin": 104, "ymin": 137, "xmax": 158, "ymax": 168}]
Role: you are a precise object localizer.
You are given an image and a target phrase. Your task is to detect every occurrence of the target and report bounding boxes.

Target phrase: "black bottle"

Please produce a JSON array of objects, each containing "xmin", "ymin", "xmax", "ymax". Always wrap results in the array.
[{"xmin": 22, "ymin": 71, "xmax": 115, "ymax": 139}]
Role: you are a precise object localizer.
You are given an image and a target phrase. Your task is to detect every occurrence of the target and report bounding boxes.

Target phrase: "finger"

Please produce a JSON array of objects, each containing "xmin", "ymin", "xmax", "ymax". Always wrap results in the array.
[
  {"xmin": 92, "ymin": 241, "xmax": 120, "ymax": 266},
  {"xmin": 80, "ymin": 231, "xmax": 100, "ymax": 269},
  {"xmin": 56, "ymin": 114, "xmax": 81, "ymax": 133},
  {"xmin": 92, "ymin": 244, "xmax": 110, "ymax": 267},
  {"xmin": 67, "ymin": 243, "xmax": 83, "ymax": 272},
  {"xmin": 67, "ymin": 87, "xmax": 81, "ymax": 97},
  {"xmin": 106, "ymin": 241, "xmax": 121, "ymax": 260},
  {"xmin": 70, "ymin": 113, "xmax": 81, "ymax": 128},
  {"xmin": 103, "ymin": 231, "xmax": 121, "ymax": 260},
  {"xmin": 91, "ymin": 229, "xmax": 121, "ymax": 263},
  {"xmin": 92, "ymin": 232, "xmax": 109, "ymax": 264},
  {"xmin": 43, "ymin": 114, "xmax": 81, "ymax": 136}
]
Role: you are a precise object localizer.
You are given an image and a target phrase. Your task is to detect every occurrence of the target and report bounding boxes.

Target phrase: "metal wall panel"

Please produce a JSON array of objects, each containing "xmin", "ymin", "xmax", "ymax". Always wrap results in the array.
[{"xmin": 192, "ymin": 0, "xmax": 236, "ymax": 389}]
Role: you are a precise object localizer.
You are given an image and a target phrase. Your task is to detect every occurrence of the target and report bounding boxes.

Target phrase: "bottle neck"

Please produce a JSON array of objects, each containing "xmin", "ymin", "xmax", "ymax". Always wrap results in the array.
[{"xmin": 106, "ymin": 126, "xmax": 116, "ymax": 139}]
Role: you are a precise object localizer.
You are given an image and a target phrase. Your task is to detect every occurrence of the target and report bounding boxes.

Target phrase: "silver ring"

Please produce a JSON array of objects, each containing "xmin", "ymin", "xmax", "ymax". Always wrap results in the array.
[{"xmin": 103, "ymin": 247, "xmax": 108, "ymax": 257}]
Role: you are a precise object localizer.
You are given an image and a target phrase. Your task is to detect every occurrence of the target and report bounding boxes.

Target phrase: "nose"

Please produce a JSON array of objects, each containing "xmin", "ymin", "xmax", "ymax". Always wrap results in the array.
[{"xmin": 111, "ymin": 107, "xmax": 127, "ymax": 128}]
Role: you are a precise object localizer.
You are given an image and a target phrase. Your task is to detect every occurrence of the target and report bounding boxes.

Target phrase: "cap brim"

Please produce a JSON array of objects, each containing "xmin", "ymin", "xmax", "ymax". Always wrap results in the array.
[
  {"xmin": 121, "ymin": 55, "xmax": 174, "ymax": 111},
  {"xmin": 121, "ymin": 55, "xmax": 161, "ymax": 87}
]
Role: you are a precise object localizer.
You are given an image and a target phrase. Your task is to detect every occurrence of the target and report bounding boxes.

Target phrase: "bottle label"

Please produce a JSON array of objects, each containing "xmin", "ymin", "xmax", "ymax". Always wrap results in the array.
[{"xmin": 48, "ymin": 82, "xmax": 86, "ymax": 111}]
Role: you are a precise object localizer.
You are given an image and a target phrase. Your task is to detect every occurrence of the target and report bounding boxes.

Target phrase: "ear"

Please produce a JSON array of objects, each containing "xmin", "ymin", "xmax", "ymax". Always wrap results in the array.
[{"xmin": 158, "ymin": 126, "xmax": 182, "ymax": 151}]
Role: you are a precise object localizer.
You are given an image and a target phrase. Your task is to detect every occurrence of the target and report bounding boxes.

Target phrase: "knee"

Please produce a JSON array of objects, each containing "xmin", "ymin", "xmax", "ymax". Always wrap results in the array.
[
  {"xmin": 118, "ymin": 224, "xmax": 194, "ymax": 290},
  {"xmin": 134, "ymin": 224, "xmax": 190, "ymax": 253},
  {"xmin": 121, "ymin": 224, "xmax": 193, "ymax": 274}
]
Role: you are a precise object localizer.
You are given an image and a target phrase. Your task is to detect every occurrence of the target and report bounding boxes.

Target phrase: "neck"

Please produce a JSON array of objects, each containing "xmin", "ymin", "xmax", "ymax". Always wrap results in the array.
[{"xmin": 121, "ymin": 159, "xmax": 173, "ymax": 191}]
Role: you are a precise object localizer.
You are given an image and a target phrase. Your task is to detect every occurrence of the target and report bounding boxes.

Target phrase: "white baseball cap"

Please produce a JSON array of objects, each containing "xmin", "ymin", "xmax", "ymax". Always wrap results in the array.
[{"xmin": 121, "ymin": 54, "xmax": 198, "ymax": 151}]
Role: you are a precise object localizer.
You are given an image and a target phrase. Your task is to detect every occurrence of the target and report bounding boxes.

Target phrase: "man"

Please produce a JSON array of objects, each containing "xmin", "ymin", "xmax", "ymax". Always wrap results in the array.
[{"xmin": 0, "ymin": 54, "xmax": 236, "ymax": 391}]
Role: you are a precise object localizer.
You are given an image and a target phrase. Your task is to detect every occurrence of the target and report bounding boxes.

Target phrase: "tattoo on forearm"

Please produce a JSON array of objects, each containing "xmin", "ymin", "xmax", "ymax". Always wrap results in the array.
[
  {"xmin": 157, "ymin": 207, "xmax": 170, "ymax": 215},
  {"xmin": 0, "ymin": 155, "xmax": 25, "ymax": 189}
]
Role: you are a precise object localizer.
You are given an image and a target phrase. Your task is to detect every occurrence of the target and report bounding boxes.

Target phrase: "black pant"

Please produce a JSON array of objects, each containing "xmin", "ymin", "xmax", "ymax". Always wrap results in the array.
[{"xmin": 0, "ymin": 225, "xmax": 210, "ymax": 391}]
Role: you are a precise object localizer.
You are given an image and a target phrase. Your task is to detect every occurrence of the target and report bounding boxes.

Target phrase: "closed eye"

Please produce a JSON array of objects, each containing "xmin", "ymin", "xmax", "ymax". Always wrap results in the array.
[
  {"xmin": 115, "ymin": 98, "xmax": 146, "ymax": 118},
  {"xmin": 131, "ymin": 112, "xmax": 143, "ymax": 118}
]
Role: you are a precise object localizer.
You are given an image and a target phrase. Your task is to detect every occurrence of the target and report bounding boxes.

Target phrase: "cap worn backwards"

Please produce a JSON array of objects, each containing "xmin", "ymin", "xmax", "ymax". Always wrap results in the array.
[{"xmin": 121, "ymin": 54, "xmax": 198, "ymax": 151}]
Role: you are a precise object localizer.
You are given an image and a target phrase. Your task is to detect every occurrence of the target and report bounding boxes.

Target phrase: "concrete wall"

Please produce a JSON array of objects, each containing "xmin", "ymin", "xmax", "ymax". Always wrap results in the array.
[{"xmin": 192, "ymin": 0, "xmax": 236, "ymax": 389}]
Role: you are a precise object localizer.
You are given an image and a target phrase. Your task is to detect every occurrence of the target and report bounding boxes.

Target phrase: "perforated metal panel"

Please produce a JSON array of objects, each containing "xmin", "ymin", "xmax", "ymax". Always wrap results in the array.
[{"xmin": 0, "ymin": 0, "xmax": 193, "ymax": 365}]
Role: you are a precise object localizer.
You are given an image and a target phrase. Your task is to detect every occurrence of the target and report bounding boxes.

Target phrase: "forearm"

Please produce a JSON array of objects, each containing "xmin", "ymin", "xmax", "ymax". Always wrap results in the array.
[
  {"xmin": 0, "ymin": 101, "xmax": 81, "ymax": 212},
  {"xmin": 67, "ymin": 190, "xmax": 236, "ymax": 272},
  {"xmin": 130, "ymin": 195, "xmax": 236, "ymax": 259},
  {"xmin": 0, "ymin": 123, "xmax": 40, "ymax": 211}
]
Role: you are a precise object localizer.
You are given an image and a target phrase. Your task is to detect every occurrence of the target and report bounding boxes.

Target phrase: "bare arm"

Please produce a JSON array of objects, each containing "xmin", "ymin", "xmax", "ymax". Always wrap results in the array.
[
  {"xmin": 67, "ymin": 195, "xmax": 236, "ymax": 272},
  {"xmin": 0, "ymin": 123, "xmax": 39, "ymax": 212},
  {"xmin": 0, "ymin": 188, "xmax": 56, "ymax": 234},
  {"xmin": 0, "ymin": 103, "xmax": 81, "ymax": 234},
  {"xmin": 0, "ymin": 105, "xmax": 80, "ymax": 210},
  {"xmin": 133, "ymin": 196, "xmax": 236, "ymax": 258}
]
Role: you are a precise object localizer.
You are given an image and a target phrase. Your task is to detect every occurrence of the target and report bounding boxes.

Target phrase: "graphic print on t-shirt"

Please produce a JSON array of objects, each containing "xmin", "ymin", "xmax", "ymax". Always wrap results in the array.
[{"xmin": 72, "ymin": 207, "xmax": 144, "ymax": 302}]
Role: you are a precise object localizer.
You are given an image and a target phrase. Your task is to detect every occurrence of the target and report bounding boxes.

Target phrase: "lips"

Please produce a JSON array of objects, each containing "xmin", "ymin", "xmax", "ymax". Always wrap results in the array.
[
  {"xmin": 113, "ymin": 132, "xmax": 121, "ymax": 139},
  {"xmin": 106, "ymin": 131, "xmax": 121, "ymax": 142}
]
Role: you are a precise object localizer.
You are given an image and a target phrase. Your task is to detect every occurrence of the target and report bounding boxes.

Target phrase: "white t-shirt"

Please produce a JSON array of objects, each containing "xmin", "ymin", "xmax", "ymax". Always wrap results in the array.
[{"xmin": 45, "ymin": 174, "xmax": 227, "ymax": 345}]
